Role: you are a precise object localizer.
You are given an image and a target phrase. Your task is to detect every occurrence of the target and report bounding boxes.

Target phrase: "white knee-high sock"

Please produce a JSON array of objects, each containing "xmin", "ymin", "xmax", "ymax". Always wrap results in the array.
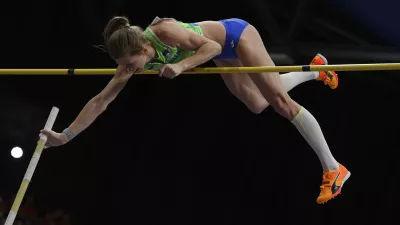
[
  {"xmin": 280, "ymin": 72, "xmax": 319, "ymax": 92},
  {"xmin": 291, "ymin": 107, "xmax": 339, "ymax": 171}
]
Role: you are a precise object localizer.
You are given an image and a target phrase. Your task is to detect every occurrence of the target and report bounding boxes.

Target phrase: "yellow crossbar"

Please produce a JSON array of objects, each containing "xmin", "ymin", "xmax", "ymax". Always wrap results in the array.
[{"xmin": 0, "ymin": 63, "xmax": 400, "ymax": 75}]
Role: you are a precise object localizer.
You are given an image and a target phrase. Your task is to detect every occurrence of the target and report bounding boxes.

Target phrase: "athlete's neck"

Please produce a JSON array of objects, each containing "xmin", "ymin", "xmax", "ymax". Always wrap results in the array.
[{"xmin": 146, "ymin": 43, "xmax": 158, "ymax": 62}]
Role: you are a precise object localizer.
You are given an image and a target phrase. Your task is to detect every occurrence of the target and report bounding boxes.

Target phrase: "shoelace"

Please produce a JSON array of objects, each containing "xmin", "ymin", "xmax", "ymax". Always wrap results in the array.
[
  {"xmin": 321, "ymin": 72, "xmax": 331, "ymax": 85},
  {"xmin": 320, "ymin": 173, "xmax": 334, "ymax": 189}
]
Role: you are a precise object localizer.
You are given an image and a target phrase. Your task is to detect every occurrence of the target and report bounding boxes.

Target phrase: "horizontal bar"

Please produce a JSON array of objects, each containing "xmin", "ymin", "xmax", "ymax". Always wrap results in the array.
[{"xmin": 0, "ymin": 63, "xmax": 400, "ymax": 75}]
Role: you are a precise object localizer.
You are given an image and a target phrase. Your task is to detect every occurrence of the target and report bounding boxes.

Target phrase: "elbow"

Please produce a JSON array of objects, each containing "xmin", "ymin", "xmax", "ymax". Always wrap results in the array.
[
  {"xmin": 212, "ymin": 42, "xmax": 222, "ymax": 56},
  {"xmin": 202, "ymin": 41, "xmax": 221, "ymax": 58}
]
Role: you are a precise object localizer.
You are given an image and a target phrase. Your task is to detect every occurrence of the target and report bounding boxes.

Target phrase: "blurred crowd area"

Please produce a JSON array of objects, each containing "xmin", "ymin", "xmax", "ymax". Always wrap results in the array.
[{"xmin": 0, "ymin": 194, "xmax": 71, "ymax": 225}]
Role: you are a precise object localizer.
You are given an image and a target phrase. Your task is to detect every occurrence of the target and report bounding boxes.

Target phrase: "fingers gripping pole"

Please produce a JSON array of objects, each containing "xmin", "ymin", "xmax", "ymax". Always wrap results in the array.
[
  {"xmin": 39, "ymin": 107, "xmax": 59, "ymax": 142},
  {"xmin": 4, "ymin": 107, "xmax": 59, "ymax": 225}
]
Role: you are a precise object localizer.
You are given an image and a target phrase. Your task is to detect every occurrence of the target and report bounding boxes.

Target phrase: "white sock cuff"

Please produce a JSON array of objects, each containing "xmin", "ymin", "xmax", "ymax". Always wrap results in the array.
[{"xmin": 291, "ymin": 106, "xmax": 304, "ymax": 123}]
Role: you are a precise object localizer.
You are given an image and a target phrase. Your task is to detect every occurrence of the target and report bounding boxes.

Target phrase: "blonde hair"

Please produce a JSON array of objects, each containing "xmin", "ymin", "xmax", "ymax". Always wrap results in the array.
[{"xmin": 102, "ymin": 16, "xmax": 149, "ymax": 60}]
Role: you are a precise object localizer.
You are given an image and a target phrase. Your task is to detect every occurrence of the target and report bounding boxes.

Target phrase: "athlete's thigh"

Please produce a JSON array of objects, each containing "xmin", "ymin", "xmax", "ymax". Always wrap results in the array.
[
  {"xmin": 235, "ymin": 24, "xmax": 287, "ymax": 100},
  {"xmin": 214, "ymin": 59, "xmax": 268, "ymax": 110}
]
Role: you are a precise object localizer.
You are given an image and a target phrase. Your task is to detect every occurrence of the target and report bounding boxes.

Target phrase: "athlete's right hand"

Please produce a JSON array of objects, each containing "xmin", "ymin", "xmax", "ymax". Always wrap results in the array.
[{"xmin": 40, "ymin": 130, "xmax": 69, "ymax": 149}]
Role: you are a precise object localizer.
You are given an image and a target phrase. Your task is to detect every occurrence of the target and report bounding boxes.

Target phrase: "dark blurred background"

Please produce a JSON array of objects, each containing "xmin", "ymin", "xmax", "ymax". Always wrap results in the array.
[{"xmin": 0, "ymin": 0, "xmax": 399, "ymax": 224}]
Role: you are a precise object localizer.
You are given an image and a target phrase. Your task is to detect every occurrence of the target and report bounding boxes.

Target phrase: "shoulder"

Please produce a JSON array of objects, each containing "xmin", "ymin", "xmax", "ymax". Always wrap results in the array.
[
  {"xmin": 150, "ymin": 20, "xmax": 182, "ymax": 43},
  {"xmin": 149, "ymin": 16, "xmax": 177, "ymax": 26}
]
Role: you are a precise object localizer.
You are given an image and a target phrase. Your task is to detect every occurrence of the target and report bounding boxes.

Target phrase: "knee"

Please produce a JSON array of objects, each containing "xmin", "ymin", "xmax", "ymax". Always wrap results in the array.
[
  {"xmin": 232, "ymin": 90, "xmax": 268, "ymax": 114},
  {"xmin": 228, "ymin": 84, "xmax": 269, "ymax": 114},
  {"xmin": 247, "ymin": 100, "xmax": 269, "ymax": 114}
]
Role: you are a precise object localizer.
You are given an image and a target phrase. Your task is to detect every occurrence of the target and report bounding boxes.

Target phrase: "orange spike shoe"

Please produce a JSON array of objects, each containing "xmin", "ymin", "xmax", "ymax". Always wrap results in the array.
[
  {"xmin": 310, "ymin": 53, "xmax": 339, "ymax": 89},
  {"xmin": 316, "ymin": 163, "xmax": 351, "ymax": 204}
]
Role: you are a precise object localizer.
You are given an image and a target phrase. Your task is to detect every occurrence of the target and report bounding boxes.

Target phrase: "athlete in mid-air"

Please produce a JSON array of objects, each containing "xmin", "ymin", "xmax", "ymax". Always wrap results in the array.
[{"xmin": 41, "ymin": 16, "xmax": 350, "ymax": 204}]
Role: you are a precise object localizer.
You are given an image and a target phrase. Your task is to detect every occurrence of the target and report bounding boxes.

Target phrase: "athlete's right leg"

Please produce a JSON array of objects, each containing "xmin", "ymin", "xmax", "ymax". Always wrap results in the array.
[
  {"xmin": 214, "ymin": 59, "xmax": 268, "ymax": 114},
  {"xmin": 235, "ymin": 23, "xmax": 350, "ymax": 204}
]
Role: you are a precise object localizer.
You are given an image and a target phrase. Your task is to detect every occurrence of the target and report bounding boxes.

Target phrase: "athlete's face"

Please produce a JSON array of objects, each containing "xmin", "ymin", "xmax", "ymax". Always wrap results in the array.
[{"xmin": 115, "ymin": 45, "xmax": 152, "ymax": 73}]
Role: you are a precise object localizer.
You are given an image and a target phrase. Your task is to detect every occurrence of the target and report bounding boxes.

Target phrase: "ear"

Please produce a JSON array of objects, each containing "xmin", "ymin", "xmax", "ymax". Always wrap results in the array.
[
  {"xmin": 141, "ymin": 43, "xmax": 151, "ymax": 55},
  {"xmin": 142, "ymin": 46, "xmax": 148, "ymax": 54}
]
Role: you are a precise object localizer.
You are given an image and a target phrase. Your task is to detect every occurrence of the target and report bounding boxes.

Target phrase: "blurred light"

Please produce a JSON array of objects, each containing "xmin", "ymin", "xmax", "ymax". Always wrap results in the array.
[{"xmin": 11, "ymin": 146, "xmax": 23, "ymax": 158}]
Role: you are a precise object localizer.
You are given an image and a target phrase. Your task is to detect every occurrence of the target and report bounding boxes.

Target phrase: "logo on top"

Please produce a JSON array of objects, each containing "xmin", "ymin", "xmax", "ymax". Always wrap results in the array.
[{"xmin": 163, "ymin": 50, "xmax": 171, "ymax": 58}]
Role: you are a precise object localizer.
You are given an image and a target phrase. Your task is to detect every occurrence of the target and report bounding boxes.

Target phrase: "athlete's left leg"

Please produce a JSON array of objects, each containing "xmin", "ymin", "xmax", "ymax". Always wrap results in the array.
[{"xmin": 214, "ymin": 56, "xmax": 336, "ymax": 113}]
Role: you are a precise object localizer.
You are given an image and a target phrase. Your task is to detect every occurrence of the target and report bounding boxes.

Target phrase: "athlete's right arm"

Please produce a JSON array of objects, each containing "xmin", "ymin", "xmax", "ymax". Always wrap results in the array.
[
  {"xmin": 40, "ymin": 65, "xmax": 134, "ymax": 148},
  {"xmin": 68, "ymin": 66, "xmax": 132, "ymax": 134}
]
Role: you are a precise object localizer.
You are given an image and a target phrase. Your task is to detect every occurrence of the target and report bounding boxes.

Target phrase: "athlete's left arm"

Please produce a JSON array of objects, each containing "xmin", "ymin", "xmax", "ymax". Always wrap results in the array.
[{"xmin": 157, "ymin": 22, "xmax": 222, "ymax": 71}]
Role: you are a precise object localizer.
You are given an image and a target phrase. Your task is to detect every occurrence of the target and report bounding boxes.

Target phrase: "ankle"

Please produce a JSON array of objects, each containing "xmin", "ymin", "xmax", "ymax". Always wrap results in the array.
[{"xmin": 313, "ymin": 72, "xmax": 320, "ymax": 79}]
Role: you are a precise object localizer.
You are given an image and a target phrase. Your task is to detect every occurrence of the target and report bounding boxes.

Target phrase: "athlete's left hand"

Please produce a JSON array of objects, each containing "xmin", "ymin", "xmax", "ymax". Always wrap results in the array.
[{"xmin": 159, "ymin": 64, "xmax": 184, "ymax": 79}]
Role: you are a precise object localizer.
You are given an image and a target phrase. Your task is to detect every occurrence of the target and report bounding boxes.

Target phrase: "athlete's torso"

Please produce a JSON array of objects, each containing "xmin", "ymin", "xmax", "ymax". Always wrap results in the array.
[
  {"xmin": 144, "ymin": 17, "xmax": 226, "ymax": 70},
  {"xmin": 144, "ymin": 17, "xmax": 203, "ymax": 70}
]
